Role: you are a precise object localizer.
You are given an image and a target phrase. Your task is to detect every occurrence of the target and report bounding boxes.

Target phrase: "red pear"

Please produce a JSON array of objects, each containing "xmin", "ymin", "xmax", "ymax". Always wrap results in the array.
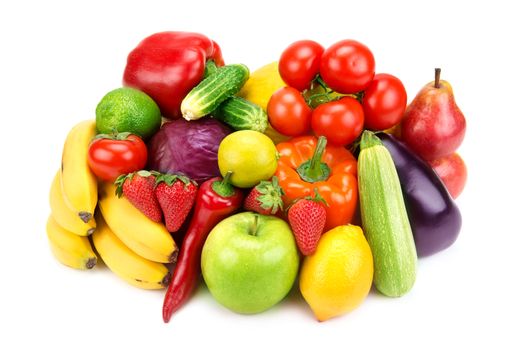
[{"xmin": 401, "ymin": 68, "xmax": 466, "ymax": 161}]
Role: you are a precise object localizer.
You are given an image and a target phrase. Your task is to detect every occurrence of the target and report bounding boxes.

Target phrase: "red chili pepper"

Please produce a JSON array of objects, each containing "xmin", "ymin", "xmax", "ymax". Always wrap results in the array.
[
  {"xmin": 123, "ymin": 31, "xmax": 224, "ymax": 119},
  {"xmin": 162, "ymin": 172, "xmax": 243, "ymax": 323}
]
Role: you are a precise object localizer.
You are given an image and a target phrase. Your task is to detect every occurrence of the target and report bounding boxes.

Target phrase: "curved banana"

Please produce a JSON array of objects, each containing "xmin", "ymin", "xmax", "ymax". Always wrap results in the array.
[
  {"xmin": 46, "ymin": 215, "xmax": 97, "ymax": 270},
  {"xmin": 93, "ymin": 213, "xmax": 170, "ymax": 289},
  {"xmin": 98, "ymin": 182, "xmax": 178, "ymax": 263},
  {"xmin": 60, "ymin": 120, "xmax": 98, "ymax": 222},
  {"xmin": 50, "ymin": 171, "xmax": 96, "ymax": 236}
]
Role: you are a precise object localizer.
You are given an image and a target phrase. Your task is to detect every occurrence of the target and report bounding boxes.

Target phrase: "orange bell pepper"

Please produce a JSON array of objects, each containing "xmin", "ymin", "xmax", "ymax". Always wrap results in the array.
[{"xmin": 275, "ymin": 135, "xmax": 358, "ymax": 231}]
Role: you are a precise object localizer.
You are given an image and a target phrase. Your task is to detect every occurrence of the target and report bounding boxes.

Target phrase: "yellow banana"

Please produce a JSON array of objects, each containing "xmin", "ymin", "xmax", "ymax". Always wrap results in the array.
[
  {"xmin": 60, "ymin": 120, "xmax": 98, "ymax": 222},
  {"xmin": 46, "ymin": 215, "xmax": 97, "ymax": 270},
  {"xmin": 92, "ymin": 213, "xmax": 170, "ymax": 290},
  {"xmin": 98, "ymin": 182, "xmax": 177, "ymax": 263},
  {"xmin": 50, "ymin": 171, "xmax": 96, "ymax": 236}
]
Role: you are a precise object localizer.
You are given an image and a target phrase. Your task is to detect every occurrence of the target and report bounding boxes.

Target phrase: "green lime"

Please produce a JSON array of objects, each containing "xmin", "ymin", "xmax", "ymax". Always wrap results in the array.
[{"xmin": 95, "ymin": 87, "xmax": 161, "ymax": 139}]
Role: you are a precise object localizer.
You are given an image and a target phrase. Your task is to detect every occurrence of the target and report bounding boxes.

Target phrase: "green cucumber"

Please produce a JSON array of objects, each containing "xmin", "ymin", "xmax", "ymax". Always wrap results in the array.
[
  {"xmin": 181, "ymin": 64, "xmax": 249, "ymax": 121},
  {"xmin": 213, "ymin": 96, "xmax": 268, "ymax": 133},
  {"xmin": 358, "ymin": 131, "xmax": 417, "ymax": 297}
]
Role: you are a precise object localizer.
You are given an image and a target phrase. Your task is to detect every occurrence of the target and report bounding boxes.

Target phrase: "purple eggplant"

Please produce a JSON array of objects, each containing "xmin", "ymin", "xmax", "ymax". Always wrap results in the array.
[{"xmin": 377, "ymin": 133, "xmax": 462, "ymax": 257}]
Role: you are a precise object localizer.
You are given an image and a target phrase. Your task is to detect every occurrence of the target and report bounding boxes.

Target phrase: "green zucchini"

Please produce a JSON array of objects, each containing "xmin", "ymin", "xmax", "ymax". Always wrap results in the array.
[
  {"xmin": 213, "ymin": 96, "xmax": 268, "ymax": 133},
  {"xmin": 181, "ymin": 64, "xmax": 249, "ymax": 121},
  {"xmin": 358, "ymin": 131, "xmax": 417, "ymax": 297}
]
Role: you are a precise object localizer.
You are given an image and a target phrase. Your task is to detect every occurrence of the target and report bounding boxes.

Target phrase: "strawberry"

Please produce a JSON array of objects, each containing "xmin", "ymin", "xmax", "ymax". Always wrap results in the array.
[
  {"xmin": 155, "ymin": 174, "xmax": 198, "ymax": 233},
  {"xmin": 115, "ymin": 170, "xmax": 163, "ymax": 222},
  {"xmin": 287, "ymin": 191, "xmax": 327, "ymax": 256},
  {"xmin": 244, "ymin": 176, "xmax": 285, "ymax": 215}
]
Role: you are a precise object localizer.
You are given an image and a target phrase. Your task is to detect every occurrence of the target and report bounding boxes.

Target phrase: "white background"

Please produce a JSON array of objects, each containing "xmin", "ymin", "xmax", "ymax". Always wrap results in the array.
[{"xmin": 1, "ymin": 0, "xmax": 523, "ymax": 349}]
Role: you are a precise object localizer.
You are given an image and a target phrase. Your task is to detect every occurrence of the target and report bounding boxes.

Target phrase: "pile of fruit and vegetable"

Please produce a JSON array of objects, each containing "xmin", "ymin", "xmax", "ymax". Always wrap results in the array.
[{"xmin": 47, "ymin": 31, "xmax": 467, "ymax": 322}]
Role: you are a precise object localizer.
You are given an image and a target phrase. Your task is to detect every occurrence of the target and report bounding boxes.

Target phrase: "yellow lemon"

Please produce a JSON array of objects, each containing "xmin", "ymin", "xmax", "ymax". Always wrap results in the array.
[
  {"xmin": 218, "ymin": 130, "xmax": 278, "ymax": 188},
  {"xmin": 238, "ymin": 62, "xmax": 289, "ymax": 144},
  {"xmin": 299, "ymin": 224, "xmax": 374, "ymax": 321},
  {"xmin": 239, "ymin": 62, "xmax": 285, "ymax": 111}
]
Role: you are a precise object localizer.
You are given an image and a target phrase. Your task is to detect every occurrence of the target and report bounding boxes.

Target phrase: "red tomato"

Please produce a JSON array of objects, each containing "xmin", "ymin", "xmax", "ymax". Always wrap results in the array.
[
  {"xmin": 311, "ymin": 97, "xmax": 364, "ymax": 146},
  {"xmin": 267, "ymin": 87, "xmax": 312, "ymax": 136},
  {"xmin": 429, "ymin": 152, "xmax": 467, "ymax": 199},
  {"xmin": 362, "ymin": 73, "xmax": 407, "ymax": 131},
  {"xmin": 320, "ymin": 39, "xmax": 375, "ymax": 94},
  {"xmin": 87, "ymin": 134, "xmax": 148, "ymax": 181},
  {"xmin": 278, "ymin": 40, "xmax": 324, "ymax": 91}
]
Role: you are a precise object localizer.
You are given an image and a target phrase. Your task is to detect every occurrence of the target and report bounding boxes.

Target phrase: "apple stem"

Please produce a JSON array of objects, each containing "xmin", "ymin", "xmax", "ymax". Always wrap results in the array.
[
  {"xmin": 249, "ymin": 214, "xmax": 259, "ymax": 236},
  {"xmin": 434, "ymin": 68, "xmax": 441, "ymax": 88}
]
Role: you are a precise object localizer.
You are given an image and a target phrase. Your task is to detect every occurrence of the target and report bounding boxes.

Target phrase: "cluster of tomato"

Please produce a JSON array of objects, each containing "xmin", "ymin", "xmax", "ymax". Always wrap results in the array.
[{"xmin": 267, "ymin": 39, "xmax": 407, "ymax": 146}]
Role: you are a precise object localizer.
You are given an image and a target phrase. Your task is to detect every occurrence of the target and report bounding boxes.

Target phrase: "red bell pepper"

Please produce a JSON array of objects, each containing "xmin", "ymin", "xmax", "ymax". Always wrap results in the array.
[
  {"xmin": 123, "ymin": 31, "xmax": 224, "ymax": 119},
  {"xmin": 162, "ymin": 172, "xmax": 243, "ymax": 323}
]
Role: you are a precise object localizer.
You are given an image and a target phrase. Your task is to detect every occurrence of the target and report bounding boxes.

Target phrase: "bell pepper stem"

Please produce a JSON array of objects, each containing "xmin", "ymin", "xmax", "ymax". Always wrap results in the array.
[
  {"xmin": 204, "ymin": 60, "xmax": 219, "ymax": 78},
  {"xmin": 296, "ymin": 136, "xmax": 331, "ymax": 183},
  {"xmin": 309, "ymin": 136, "xmax": 327, "ymax": 175},
  {"xmin": 212, "ymin": 171, "xmax": 235, "ymax": 197}
]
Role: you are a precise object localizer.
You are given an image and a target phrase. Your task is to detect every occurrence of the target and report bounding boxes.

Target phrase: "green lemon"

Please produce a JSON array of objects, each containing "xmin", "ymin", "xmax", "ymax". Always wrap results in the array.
[
  {"xmin": 96, "ymin": 87, "xmax": 161, "ymax": 139},
  {"xmin": 218, "ymin": 130, "xmax": 278, "ymax": 188}
]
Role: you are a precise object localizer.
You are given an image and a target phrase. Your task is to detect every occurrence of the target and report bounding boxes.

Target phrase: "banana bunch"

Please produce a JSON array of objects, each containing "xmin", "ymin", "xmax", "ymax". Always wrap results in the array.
[
  {"xmin": 98, "ymin": 181, "xmax": 178, "ymax": 264},
  {"xmin": 48, "ymin": 120, "xmax": 98, "ymax": 270},
  {"xmin": 50, "ymin": 120, "xmax": 98, "ymax": 236},
  {"xmin": 47, "ymin": 120, "xmax": 177, "ymax": 290},
  {"xmin": 92, "ymin": 213, "xmax": 170, "ymax": 289},
  {"xmin": 46, "ymin": 215, "xmax": 97, "ymax": 270}
]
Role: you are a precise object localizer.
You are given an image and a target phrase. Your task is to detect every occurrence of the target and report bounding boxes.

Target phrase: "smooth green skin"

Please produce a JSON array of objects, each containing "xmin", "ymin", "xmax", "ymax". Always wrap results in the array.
[
  {"xmin": 96, "ymin": 87, "xmax": 161, "ymax": 140},
  {"xmin": 358, "ymin": 131, "xmax": 417, "ymax": 297},
  {"xmin": 201, "ymin": 212, "xmax": 299, "ymax": 314}
]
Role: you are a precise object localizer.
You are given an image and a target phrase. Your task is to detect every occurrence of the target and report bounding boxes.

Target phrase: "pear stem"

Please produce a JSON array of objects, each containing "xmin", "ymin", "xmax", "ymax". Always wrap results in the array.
[{"xmin": 434, "ymin": 68, "xmax": 441, "ymax": 88}]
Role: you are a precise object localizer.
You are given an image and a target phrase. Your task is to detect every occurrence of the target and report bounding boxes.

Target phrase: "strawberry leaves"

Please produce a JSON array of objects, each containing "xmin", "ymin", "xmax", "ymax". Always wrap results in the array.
[
  {"xmin": 244, "ymin": 176, "xmax": 285, "ymax": 215},
  {"xmin": 114, "ymin": 170, "xmax": 198, "ymax": 230}
]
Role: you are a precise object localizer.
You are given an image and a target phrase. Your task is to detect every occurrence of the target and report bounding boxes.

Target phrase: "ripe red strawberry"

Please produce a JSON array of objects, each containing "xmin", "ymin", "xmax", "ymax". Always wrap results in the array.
[
  {"xmin": 155, "ymin": 174, "xmax": 198, "ymax": 232},
  {"xmin": 287, "ymin": 192, "xmax": 327, "ymax": 256},
  {"xmin": 115, "ymin": 170, "xmax": 162, "ymax": 222},
  {"xmin": 244, "ymin": 176, "xmax": 284, "ymax": 215}
]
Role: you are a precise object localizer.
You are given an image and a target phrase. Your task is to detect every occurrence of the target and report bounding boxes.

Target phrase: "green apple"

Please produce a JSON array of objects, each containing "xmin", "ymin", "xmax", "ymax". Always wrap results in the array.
[{"xmin": 201, "ymin": 212, "xmax": 299, "ymax": 314}]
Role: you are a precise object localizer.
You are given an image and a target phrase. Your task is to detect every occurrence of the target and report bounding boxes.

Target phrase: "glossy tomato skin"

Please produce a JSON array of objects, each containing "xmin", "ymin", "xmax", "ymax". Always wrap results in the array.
[
  {"xmin": 88, "ymin": 134, "xmax": 148, "ymax": 181},
  {"xmin": 267, "ymin": 87, "xmax": 312, "ymax": 136},
  {"xmin": 279, "ymin": 40, "xmax": 324, "ymax": 91},
  {"xmin": 362, "ymin": 73, "xmax": 407, "ymax": 131},
  {"xmin": 320, "ymin": 40, "xmax": 375, "ymax": 94},
  {"xmin": 311, "ymin": 97, "xmax": 364, "ymax": 146},
  {"xmin": 429, "ymin": 153, "xmax": 467, "ymax": 199}
]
